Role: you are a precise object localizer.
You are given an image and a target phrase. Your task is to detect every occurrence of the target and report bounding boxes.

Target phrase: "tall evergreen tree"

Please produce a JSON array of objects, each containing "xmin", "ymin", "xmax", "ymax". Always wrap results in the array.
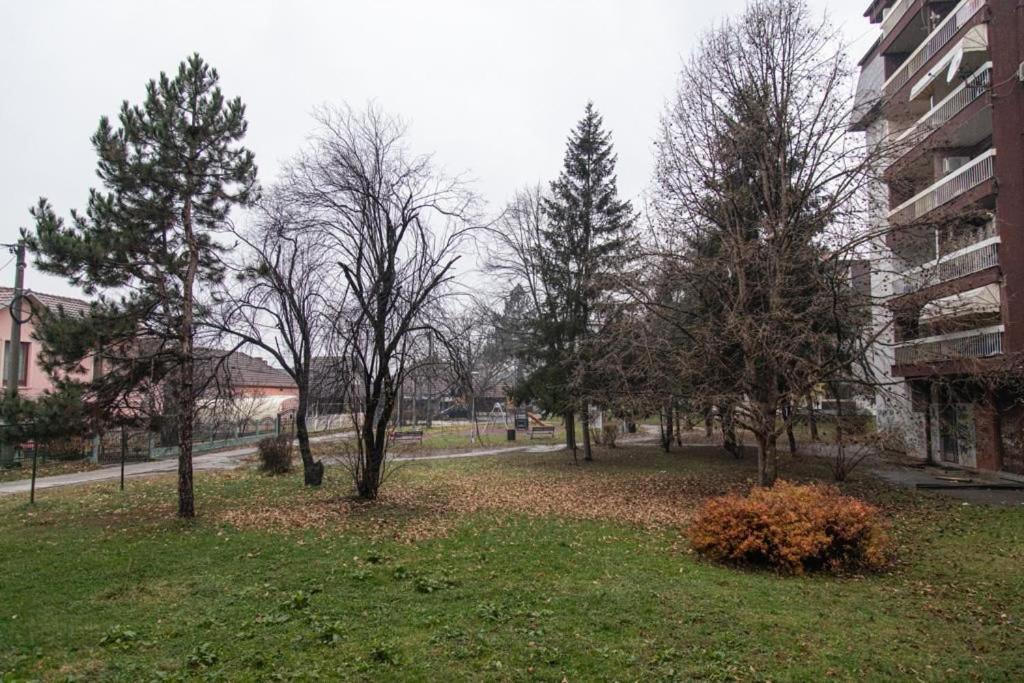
[
  {"xmin": 27, "ymin": 54, "xmax": 258, "ymax": 517},
  {"xmin": 533, "ymin": 103, "xmax": 634, "ymax": 461}
]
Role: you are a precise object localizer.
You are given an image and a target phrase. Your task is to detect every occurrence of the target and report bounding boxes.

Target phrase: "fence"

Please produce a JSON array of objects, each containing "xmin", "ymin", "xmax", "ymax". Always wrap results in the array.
[
  {"xmin": 8, "ymin": 436, "xmax": 92, "ymax": 467},
  {"xmin": 96, "ymin": 411, "xmax": 352, "ymax": 463}
]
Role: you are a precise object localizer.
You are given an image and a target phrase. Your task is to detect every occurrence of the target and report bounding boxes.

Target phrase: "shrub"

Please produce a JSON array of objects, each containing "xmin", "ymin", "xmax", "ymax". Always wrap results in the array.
[
  {"xmin": 257, "ymin": 435, "xmax": 293, "ymax": 475},
  {"xmin": 688, "ymin": 481, "xmax": 888, "ymax": 574}
]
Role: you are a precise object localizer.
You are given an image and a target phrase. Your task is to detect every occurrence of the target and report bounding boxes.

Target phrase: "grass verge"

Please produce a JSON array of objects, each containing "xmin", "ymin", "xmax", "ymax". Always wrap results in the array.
[{"xmin": 1, "ymin": 445, "xmax": 1022, "ymax": 681}]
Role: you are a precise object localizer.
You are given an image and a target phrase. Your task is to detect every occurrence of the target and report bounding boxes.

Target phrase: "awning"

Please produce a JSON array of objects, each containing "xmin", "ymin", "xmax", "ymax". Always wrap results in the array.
[
  {"xmin": 920, "ymin": 283, "xmax": 1000, "ymax": 321},
  {"xmin": 910, "ymin": 25, "xmax": 988, "ymax": 101}
]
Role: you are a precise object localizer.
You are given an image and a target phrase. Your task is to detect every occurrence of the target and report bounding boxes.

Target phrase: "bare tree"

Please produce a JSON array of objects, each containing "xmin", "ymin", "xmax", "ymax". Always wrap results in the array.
[
  {"xmin": 647, "ymin": 0, "xmax": 887, "ymax": 486},
  {"xmin": 285, "ymin": 103, "xmax": 480, "ymax": 499},
  {"xmin": 439, "ymin": 304, "xmax": 516, "ymax": 442},
  {"xmin": 213, "ymin": 189, "xmax": 334, "ymax": 485}
]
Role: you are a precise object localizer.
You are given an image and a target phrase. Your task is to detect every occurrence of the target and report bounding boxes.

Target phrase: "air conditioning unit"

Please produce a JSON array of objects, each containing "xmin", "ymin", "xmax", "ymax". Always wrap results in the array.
[{"xmin": 942, "ymin": 156, "xmax": 971, "ymax": 175}]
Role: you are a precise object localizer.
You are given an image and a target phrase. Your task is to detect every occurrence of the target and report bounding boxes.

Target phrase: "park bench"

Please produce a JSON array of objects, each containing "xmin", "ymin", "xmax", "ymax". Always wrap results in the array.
[
  {"xmin": 530, "ymin": 426, "xmax": 555, "ymax": 439},
  {"xmin": 391, "ymin": 430, "xmax": 424, "ymax": 444}
]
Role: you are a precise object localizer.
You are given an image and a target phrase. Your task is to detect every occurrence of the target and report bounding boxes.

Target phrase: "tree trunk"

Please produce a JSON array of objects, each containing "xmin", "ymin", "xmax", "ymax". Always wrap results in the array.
[
  {"xmin": 564, "ymin": 411, "xmax": 576, "ymax": 451},
  {"xmin": 755, "ymin": 431, "xmax": 778, "ymax": 487},
  {"xmin": 176, "ymin": 353, "xmax": 195, "ymax": 518},
  {"xmin": 807, "ymin": 395, "xmax": 819, "ymax": 442},
  {"xmin": 581, "ymin": 408, "xmax": 593, "ymax": 461},
  {"xmin": 358, "ymin": 418, "xmax": 385, "ymax": 499},
  {"xmin": 296, "ymin": 394, "xmax": 323, "ymax": 486},
  {"xmin": 784, "ymin": 401, "xmax": 797, "ymax": 456},
  {"xmin": 471, "ymin": 394, "xmax": 481, "ymax": 443},
  {"xmin": 754, "ymin": 399, "xmax": 779, "ymax": 486},
  {"xmin": 674, "ymin": 407, "xmax": 683, "ymax": 447},
  {"xmin": 661, "ymin": 403, "xmax": 673, "ymax": 453},
  {"xmin": 177, "ymin": 197, "xmax": 197, "ymax": 519},
  {"xmin": 722, "ymin": 406, "xmax": 739, "ymax": 458},
  {"xmin": 704, "ymin": 407, "xmax": 714, "ymax": 438},
  {"xmin": 411, "ymin": 379, "xmax": 418, "ymax": 426}
]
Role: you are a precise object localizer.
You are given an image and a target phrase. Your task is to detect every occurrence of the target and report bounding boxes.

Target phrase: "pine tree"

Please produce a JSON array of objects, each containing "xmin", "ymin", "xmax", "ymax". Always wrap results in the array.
[
  {"xmin": 534, "ymin": 103, "xmax": 635, "ymax": 461},
  {"xmin": 27, "ymin": 54, "xmax": 258, "ymax": 517}
]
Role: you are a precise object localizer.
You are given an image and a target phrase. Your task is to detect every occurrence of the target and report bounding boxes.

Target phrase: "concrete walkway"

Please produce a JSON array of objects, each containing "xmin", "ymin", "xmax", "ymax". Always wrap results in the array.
[
  {"xmin": 0, "ymin": 432, "xmax": 348, "ymax": 497},
  {"xmin": 0, "ymin": 434, "xmax": 581, "ymax": 497}
]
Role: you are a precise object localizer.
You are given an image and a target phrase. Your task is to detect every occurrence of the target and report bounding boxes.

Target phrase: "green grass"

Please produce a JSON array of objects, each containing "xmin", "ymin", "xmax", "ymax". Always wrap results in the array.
[
  {"xmin": 380, "ymin": 422, "xmax": 566, "ymax": 453},
  {"xmin": 1, "ymin": 446, "xmax": 1022, "ymax": 681}
]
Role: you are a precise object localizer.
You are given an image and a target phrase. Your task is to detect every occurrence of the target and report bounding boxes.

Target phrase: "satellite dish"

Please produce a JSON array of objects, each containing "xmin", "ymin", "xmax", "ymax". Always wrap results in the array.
[{"xmin": 947, "ymin": 47, "xmax": 964, "ymax": 83}]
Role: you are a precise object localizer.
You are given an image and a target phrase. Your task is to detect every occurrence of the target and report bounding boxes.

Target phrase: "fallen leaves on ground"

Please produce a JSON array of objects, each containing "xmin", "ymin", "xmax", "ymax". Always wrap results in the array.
[{"xmin": 218, "ymin": 452, "xmax": 741, "ymax": 542}]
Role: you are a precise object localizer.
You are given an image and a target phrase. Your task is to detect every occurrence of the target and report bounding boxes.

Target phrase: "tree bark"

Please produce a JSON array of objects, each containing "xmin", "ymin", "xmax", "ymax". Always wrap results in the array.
[
  {"xmin": 754, "ymin": 402, "xmax": 779, "ymax": 486},
  {"xmin": 722, "ymin": 406, "xmax": 740, "ymax": 458},
  {"xmin": 674, "ymin": 407, "xmax": 683, "ymax": 447},
  {"xmin": 784, "ymin": 401, "xmax": 797, "ymax": 456},
  {"xmin": 564, "ymin": 411, "xmax": 576, "ymax": 451},
  {"xmin": 704, "ymin": 407, "xmax": 714, "ymax": 438},
  {"xmin": 661, "ymin": 403, "xmax": 674, "ymax": 453},
  {"xmin": 358, "ymin": 409, "xmax": 387, "ymax": 499},
  {"xmin": 755, "ymin": 432, "xmax": 778, "ymax": 487},
  {"xmin": 806, "ymin": 394, "xmax": 819, "ymax": 442},
  {"xmin": 581, "ymin": 409, "xmax": 593, "ymax": 461},
  {"xmin": 177, "ymin": 197, "xmax": 197, "ymax": 519},
  {"xmin": 296, "ymin": 394, "xmax": 323, "ymax": 486}
]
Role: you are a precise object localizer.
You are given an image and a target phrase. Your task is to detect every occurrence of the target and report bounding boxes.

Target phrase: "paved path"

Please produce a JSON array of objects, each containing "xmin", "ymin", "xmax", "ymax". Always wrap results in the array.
[
  {"xmin": 0, "ymin": 432, "xmax": 348, "ymax": 496},
  {"xmin": 0, "ymin": 435, "xmax": 587, "ymax": 497}
]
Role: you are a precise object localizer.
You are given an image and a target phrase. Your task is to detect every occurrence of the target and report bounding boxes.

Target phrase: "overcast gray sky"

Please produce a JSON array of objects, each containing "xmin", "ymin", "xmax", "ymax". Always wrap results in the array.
[{"xmin": 0, "ymin": 0, "xmax": 875, "ymax": 299}]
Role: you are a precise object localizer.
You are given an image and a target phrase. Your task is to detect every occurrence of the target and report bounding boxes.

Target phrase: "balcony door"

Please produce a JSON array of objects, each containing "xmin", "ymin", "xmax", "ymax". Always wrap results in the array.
[{"xmin": 937, "ymin": 397, "xmax": 976, "ymax": 467}]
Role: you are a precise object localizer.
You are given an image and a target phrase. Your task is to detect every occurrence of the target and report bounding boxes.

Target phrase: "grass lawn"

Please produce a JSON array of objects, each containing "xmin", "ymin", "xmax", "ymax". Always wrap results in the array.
[{"xmin": 1, "ymin": 445, "xmax": 1022, "ymax": 681}]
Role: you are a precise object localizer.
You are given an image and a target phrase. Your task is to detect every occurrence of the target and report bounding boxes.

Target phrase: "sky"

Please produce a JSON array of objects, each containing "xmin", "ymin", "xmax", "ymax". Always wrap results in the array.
[{"xmin": 0, "ymin": 0, "xmax": 877, "ymax": 300}]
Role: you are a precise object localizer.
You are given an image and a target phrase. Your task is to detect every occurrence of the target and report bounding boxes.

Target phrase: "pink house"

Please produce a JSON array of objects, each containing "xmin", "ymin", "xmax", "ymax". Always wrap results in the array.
[
  {"xmin": 0, "ymin": 287, "xmax": 96, "ymax": 398},
  {"xmin": 0, "ymin": 287, "xmax": 297, "ymax": 421}
]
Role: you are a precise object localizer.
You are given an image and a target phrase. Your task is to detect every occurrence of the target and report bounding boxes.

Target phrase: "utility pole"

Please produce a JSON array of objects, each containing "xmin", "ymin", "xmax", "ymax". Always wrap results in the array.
[{"xmin": 1, "ymin": 242, "xmax": 27, "ymax": 468}]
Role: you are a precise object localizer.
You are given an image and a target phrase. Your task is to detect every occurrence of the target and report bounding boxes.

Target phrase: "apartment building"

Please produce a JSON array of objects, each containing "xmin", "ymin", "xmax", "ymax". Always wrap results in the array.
[{"xmin": 851, "ymin": 0, "xmax": 1024, "ymax": 474}]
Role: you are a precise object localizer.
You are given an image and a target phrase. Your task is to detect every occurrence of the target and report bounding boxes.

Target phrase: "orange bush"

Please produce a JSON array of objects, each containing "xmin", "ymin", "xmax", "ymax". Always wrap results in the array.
[{"xmin": 687, "ymin": 481, "xmax": 888, "ymax": 574}]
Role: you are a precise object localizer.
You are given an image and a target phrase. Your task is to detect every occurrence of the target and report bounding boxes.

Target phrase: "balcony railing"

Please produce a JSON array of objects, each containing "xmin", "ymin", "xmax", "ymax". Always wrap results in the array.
[
  {"xmin": 895, "ymin": 325, "xmax": 1003, "ymax": 365},
  {"xmin": 891, "ymin": 62, "xmax": 992, "ymax": 165},
  {"xmin": 889, "ymin": 149, "xmax": 995, "ymax": 225},
  {"xmin": 882, "ymin": 0, "xmax": 913, "ymax": 37},
  {"xmin": 893, "ymin": 238, "xmax": 999, "ymax": 295},
  {"xmin": 882, "ymin": 0, "xmax": 987, "ymax": 99}
]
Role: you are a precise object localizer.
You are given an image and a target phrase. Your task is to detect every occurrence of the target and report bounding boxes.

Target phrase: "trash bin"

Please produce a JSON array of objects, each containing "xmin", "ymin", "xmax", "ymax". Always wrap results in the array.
[{"xmin": 506, "ymin": 429, "xmax": 516, "ymax": 442}]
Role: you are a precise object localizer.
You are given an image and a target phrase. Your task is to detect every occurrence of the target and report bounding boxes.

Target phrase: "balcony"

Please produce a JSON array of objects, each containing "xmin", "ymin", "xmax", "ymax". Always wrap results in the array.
[
  {"xmin": 881, "ymin": 0, "xmax": 914, "ymax": 38},
  {"xmin": 893, "ymin": 237, "xmax": 999, "ymax": 296},
  {"xmin": 890, "ymin": 62, "xmax": 992, "ymax": 168},
  {"xmin": 889, "ymin": 149, "xmax": 995, "ymax": 225},
  {"xmin": 882, "ymin": 0, "xmax": 987, "ymax": 100},
  {"xmin": 894, "ymin": 325, "xmax": 1003, "ymax": 366}
]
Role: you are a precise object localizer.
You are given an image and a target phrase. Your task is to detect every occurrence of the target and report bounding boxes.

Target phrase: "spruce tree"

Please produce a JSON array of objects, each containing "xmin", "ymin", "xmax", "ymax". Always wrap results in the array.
[
  {"xmin": 27, "ymin": 54, "xmax": 258, "ymax": 517},
  {"xmin": 535, "ymin": 103, "xmax": 634, "ymax": 461}
]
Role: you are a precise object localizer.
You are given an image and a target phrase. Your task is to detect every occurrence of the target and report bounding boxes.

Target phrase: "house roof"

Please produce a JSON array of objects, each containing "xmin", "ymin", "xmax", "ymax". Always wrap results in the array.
[
  {"xmin": 0, "ymin": 287, "xmax": 92, "ymax": 317},
  {"xmin": 197, "ymin": 348, "xmax": 297, "ymax": 390}
]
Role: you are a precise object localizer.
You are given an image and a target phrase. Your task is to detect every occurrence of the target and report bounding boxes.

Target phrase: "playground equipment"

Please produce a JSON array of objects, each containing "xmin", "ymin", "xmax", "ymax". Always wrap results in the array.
[{"xmin": 485, "ymin": 402, "xmax": 508, "ymax": 427}]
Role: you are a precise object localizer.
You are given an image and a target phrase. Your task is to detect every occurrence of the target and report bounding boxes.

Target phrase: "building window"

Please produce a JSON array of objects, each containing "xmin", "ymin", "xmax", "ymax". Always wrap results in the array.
[{"xmin": 3, "ymin": 341, "xmax": 30, "ymax": 387}]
